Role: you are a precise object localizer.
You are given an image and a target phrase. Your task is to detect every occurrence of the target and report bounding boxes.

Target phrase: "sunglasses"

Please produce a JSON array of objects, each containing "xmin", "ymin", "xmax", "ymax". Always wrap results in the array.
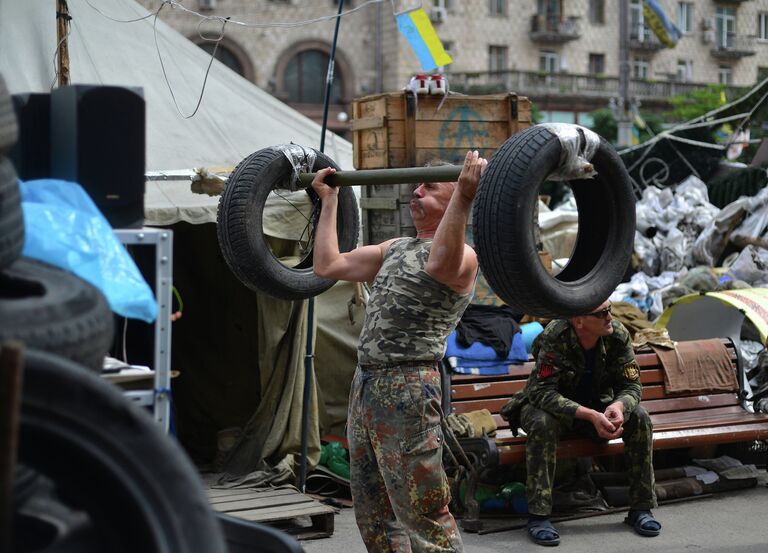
[{"xmin": 584, "ymin": 305, "xmax": 612, "ymax": 319}]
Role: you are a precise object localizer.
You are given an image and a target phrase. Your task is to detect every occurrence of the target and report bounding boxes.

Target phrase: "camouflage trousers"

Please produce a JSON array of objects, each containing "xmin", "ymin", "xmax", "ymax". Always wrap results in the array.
[
  {"xmin": 347, "ymin": 363, "xmax": 463, "ymax": 553},
  {"xmin": 520, "ymin": 403, "xmax": 657, "ymax": 516}
]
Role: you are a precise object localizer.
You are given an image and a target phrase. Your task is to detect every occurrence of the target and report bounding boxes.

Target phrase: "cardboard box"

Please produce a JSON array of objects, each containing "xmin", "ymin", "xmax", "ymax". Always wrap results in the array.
[{"xmin": 351, "ymin": 91, "xmax": 532, "ymax": 169}]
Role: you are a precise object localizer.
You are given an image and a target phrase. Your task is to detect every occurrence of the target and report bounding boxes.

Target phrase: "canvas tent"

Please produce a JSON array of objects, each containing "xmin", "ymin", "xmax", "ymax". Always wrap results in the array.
[
  {"xmin": 1, "ymin": 0, "xmax": 362, "ymax": 480},
  {"xmin": 0, "ymin": 0, "xmax": 353, "ymax": 174}
]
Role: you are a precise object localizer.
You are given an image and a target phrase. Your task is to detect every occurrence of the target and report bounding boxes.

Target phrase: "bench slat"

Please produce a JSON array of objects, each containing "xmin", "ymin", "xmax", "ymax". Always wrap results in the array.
[
  {"xmin": 450, "ymin": 391, "xmax": 740, "ymax": 418},
  {"xmin": 641, "ymin": 393, "xmax": 739, "ymax": 414},
  {"xmin": 450, "ymin": 370, "xmax": 682, "ymax": 402},
  {"xmin": 495, "ymin": 422, "xmax": 768, "ymax": 466}
]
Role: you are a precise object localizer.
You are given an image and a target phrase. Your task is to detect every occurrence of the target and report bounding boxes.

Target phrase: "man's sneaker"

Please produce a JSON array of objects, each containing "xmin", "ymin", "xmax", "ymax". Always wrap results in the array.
[{"xmin": 429, "ymin": 74, "xmax": 447, "ymax": 95}]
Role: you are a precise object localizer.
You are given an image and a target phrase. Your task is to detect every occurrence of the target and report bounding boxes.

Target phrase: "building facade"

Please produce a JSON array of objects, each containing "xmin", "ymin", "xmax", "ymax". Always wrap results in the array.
[{"xmin": 139, "ymin": 0, "xmax": 768, "ymax": 134}]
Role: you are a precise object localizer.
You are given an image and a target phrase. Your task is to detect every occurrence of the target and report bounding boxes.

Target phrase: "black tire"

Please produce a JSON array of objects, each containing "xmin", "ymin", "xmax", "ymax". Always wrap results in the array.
[
  {"xmin": 0, "ymin": 257, "xmax": 114, "ymax": 371},
  {"xmin": 0, "ymin": 72, "xmax": 17, "ymax": 154},
  {"xmin": 473, "ymin": 125, "xmax": 635, "ymax": 318},
  {"xmin": 0, "ymin": 156, "xmax": 24, "ymax": 270},
  {"xmin": 217, "ymin": 146, "xmax": 359, "ymax": 300},
  {"xmin": 14, "ymin": 348, "xmax": 226, "ymax": 553}
]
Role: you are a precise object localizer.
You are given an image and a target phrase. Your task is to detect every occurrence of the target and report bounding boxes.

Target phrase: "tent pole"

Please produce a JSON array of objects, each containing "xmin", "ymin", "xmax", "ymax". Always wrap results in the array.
[
  {"xmin": 56, "ymin": 0, "xmax": 71, "ymax": 87},
  {"xmin": 299, "ymin": 0, "xmax": 345, "ymax": 493}
]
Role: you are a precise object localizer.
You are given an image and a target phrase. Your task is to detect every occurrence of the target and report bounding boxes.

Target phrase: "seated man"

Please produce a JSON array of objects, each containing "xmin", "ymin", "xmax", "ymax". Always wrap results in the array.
[{"xmin": 502, "ymin": 300, "xmax": 661, "ymax": 546}]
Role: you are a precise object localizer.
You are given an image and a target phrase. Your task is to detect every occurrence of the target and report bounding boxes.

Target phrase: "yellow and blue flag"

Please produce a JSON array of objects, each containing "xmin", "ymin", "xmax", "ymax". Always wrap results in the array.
[
  {"xmin": 396, "ymin": 8, "xmax": 453, "ymax": 71},
  {"xmin": 642, "ymin": 0, "xmax": 682, "ymax": 48}
]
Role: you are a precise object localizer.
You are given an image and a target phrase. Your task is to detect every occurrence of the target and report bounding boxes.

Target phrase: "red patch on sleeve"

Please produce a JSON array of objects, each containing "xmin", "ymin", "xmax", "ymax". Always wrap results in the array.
[{"xmin": 539, "ymin": 363, "xmax": 554, "ymax": 379}]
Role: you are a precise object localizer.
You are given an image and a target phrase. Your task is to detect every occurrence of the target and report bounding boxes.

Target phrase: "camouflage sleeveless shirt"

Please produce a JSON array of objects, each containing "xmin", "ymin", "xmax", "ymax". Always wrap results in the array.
[{"xmin": 357, "ymin": 238, "xmax": 473, "ymax": 365}]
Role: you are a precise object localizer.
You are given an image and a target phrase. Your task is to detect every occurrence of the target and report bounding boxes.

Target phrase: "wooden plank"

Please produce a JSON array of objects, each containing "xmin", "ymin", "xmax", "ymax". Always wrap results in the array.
[
  {"xmin": 350, "ymin": 115, "xmax": 386, "ymax": 131},
  {"xmin": 450, "ymin": 363, "xmax": 535, "ymax": 383},
  {"xmin": 451, "ymin": 397, "xmax": 511, "ymax": 415},
  {"xmin": 643, "ymin": 393, "xmax": 739, "ymax": 414},
  {"xmin": 495, "ymin": 422, "xmax": 768, "ymax": 466},
  {"xmin": 651, "ymin": 405, "xmax": 761, "ymax": 426},
  {"xmin": 219, "ymin": 502, "xmax": 334, "ymax": 522},
  {"xmin": 451, "ymin": 380, "xmax": 525, "ymax": 401},
  {"xmin": 212, "ymin": 494, "xmax": 319, "ymax": 512},
  {"xmin": 379, "ymin": 93, "xmax": 518, "ymax": 121},
  {"xmin": 207, "ymin": 487, "xmax": 294, "ymax": 499},
  {"xmin": 207, "ymin": 488, "xmax": 298, "ymax": 504},
  {"xmin": 404, "ymin": 94, "xmax": 417, "ymax": 167}
]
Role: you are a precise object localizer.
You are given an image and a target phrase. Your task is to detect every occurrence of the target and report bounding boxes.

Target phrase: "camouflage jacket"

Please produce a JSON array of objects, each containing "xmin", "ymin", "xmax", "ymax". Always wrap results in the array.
[{"xmin": 519, "ymin": 319, "xmax": 642, "ymax": 419}]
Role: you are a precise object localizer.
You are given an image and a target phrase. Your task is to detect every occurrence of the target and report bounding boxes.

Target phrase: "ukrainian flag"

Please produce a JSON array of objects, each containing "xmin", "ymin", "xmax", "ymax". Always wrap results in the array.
[
  {"xmin": 396, "ymin": 8, "xmax": 453, "ymax": 71},
  {"xmin": 642, "ymin": 0, "xmax": 682, "ymax": 48}
]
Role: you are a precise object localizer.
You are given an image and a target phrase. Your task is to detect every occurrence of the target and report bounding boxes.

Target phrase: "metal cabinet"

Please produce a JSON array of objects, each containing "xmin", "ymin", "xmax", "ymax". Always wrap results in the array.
[{"xmin": 113, "ymin": 227, "xmax": 173, "ymax": 432}]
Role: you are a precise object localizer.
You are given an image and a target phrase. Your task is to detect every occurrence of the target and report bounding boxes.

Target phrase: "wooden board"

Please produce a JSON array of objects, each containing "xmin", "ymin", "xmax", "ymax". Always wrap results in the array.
[{"xmin": 207, "ymin": 485, "xmax": 336, "ymax": 540}]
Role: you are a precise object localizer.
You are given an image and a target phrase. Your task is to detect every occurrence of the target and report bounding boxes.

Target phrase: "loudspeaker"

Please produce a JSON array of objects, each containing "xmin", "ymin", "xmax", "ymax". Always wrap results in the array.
[
  {"xmin": 51, "ymin": 85, "xmax": 145, "ymax": 229},
  {"xmin": 8, "ymin": 93, "xmax": 51, "ymax": 181}
]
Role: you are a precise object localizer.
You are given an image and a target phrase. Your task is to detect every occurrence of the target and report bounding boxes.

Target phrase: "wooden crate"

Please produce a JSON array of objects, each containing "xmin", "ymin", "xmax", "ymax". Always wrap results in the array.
[{"xmin": 351, "ymin": 91, "xmax": 532, "ymax": 169}]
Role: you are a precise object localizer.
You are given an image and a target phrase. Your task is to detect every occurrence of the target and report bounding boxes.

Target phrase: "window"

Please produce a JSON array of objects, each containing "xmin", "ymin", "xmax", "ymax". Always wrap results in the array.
[
  {"xmin": 630, "ymin": 0, "xmax": 651, "ymax": 42},
  {"xmin": 488, "ymin": 45, "xmax": 508, "ymax": 72},
  {"xmin": 632, "ymin": 58, "xmax": 650, "ymax": 80},
  {"xmin": 676, "ymin": 59, "xmax": 692, "ymax": 82},
  {"xmin": 284, "ymin": 50, "xmax": 344, "ymax": 104},
  {"xmin": 442, "ymin": 40, "xmax": 455, "ymax": 56},
  {"xmin": 759, "ymin": 13, "xmax": 768, "ymax": 40},
  {"xmin": 589, "ymin": 0, "xmax": 605, "ymax": 25},
  {"xmin": 716, "ymin": 6, "xmax": 736, "ymax": 49},
  {"xmin": 677, "ymin": 2, "xmax": 693, "ymax": 33},
  {"xmin": 539, "ymin": 50, "xmax": 558, "ymax": 73},
  {"xmin": 198, "ymin": 43, "xmax": 245, "ymax": 78},
  {"xmin": 588, "ymin": 53, "xmax": 605, "ymax": 75},
  {"xmin": 537, "ymin": 0, "xmax": 562, "ymax": 27},
  {"xmin": 489, "ymin": 0, "xmax": 507, "ymax": 17},
  {"xmin": 719, "ymin": 65, "xmax": 732, "ymax": 85}
]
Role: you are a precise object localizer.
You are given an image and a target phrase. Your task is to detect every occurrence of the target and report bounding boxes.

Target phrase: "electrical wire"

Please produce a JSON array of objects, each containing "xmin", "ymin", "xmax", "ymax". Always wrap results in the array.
[
  {"xmin": 152, "ymin": 2, "xmax": 226, "ymax": 119},
  {"xmin": 81, "ymin": 0, "xmax": 407, "ymax": 120}
]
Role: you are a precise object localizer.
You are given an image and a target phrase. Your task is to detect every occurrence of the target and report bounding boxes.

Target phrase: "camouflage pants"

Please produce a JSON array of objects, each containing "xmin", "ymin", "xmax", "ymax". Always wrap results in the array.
[
  {"xmin": 520, "ymin": 403, "xmax": 657, "ymax": 516},
  {"xmin": 347, "ymin": 364, "xmax": 463, "ymax": 553}
]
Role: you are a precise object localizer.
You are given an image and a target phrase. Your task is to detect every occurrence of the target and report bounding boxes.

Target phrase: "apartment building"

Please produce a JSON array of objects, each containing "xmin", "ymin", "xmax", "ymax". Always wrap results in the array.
[{"xmin": 139, "ymin": 0, "xmax": 768, "ymax": 134}]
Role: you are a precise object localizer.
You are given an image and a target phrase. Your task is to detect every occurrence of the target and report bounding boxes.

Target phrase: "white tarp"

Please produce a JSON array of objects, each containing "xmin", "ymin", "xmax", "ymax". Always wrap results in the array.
[{"xmin": 0, "ymin": 0, "xmax": 354, "ymax": 223}]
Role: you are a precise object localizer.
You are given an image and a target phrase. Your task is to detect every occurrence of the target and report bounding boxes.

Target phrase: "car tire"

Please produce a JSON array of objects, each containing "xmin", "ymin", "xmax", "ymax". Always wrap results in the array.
[
  {"xmin": 13, "ymin": 348, "xmax": 226, "ymax": 553},
  {"xmin": 0, "ymin": 257, "xmax": 114, "ymax": 371},
  {"xmin": 217, "ymin": 146, "xmax": 359, "ymax": 300},
  {"xmin": 473, "ymin": 125, "xmax": 635, "ymax": 318}
]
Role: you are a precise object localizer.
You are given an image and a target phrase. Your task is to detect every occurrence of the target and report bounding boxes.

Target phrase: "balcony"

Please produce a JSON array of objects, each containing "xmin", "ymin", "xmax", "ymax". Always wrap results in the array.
[
  {"xmin": 446, "ymin": 68, "xmax": 747, "ymax": 104},
  {"xmin": 529, "ymin": 14, "xmax": 580, "ymax": 43},
  {"xmin": 629, "ymin": 30, "xmax": 664, "ymax": 53},
  {"xmin": 710, "ymin": 34, "xmax": 756, "ymax": 59}
]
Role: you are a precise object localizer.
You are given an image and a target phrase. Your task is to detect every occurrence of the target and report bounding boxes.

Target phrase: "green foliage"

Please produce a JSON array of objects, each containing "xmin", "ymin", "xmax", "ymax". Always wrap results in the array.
[
  {"xmin": 589, "ymin": 108, "xmax": 617, "ymax": 142},
  {"xmin": 666, "ymin": 84, "xmax": 727, "ymax": 122},
  {"xmin": 530, "ymin": 101, "xmax": 543, "ymax": 124}
]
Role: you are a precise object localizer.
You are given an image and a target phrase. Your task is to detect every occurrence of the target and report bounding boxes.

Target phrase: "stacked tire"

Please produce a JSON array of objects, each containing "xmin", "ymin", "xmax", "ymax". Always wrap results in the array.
[{"xmin": 1, "ymin": 73, "xmax": 226, "ymax": 552}]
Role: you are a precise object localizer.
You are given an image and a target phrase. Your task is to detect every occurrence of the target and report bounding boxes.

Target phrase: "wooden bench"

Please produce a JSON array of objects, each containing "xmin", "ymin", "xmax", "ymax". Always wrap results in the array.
[{"xmin": 440, "ymin": 338, "xmax": 768, "ymax": 530}]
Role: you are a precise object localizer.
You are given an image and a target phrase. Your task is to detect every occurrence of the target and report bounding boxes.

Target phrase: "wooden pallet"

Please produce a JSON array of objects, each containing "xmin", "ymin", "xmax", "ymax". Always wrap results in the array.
[{"xmin": 207, "ymin": 485, "xmax": 336, "ymax": 539}]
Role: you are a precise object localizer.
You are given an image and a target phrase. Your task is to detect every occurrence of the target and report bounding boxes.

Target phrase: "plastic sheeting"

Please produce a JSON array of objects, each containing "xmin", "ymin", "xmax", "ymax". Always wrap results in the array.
[{"xmin": 20, "ymin": 179, "xmax": 157, "ymax": 322}]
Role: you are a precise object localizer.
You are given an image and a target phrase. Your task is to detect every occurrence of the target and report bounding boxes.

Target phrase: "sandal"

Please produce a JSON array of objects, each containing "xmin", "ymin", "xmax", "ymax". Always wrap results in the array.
[
  {"xmin": 527, "ymin": 517, "xmax": 560, "ymax": 546},
  {"xmin": 624, "ymin": 510, "xmax": 661, "ymax": 537}
]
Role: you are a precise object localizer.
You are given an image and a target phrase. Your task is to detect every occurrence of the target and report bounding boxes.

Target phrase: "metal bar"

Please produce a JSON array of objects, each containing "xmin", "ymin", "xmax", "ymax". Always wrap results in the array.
[
  {"xmin": 0, "ymin": 341, "xmax": 24, "ymax": 553},
  {"xmin": 297, "ymin": 165, "xmax": 462, "ymax": 188}
]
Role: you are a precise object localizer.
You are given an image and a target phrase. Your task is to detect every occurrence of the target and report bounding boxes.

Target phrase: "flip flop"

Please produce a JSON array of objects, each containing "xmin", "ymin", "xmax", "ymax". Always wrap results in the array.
[
  {"xmin": 624, "ymin": 510, "xmax": 662, "ymax": 537},
  {"xmin": 527, "ymin": 518, "xmax": 561, "ymax": 546}
]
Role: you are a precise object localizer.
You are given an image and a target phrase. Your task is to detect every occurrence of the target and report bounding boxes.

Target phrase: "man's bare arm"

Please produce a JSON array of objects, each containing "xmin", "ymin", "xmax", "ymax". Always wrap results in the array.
[
  {"xmin": 426, "ymin": 150, "xmax": 486, "ymax": 294},
  {"xmin": 311, "ymin": 167, "xmax": 394, "ymax": 282}
]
